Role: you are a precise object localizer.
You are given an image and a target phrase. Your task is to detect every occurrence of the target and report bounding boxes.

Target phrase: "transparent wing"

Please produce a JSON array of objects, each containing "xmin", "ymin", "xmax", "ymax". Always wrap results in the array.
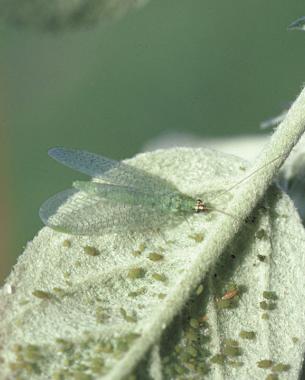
[
  {"xmin": 49, "ymin": 148, "xmax": 119, "ymax": 179},
  {"xmin": 72, "ymin": 181, "xmax": 160, "ymax": 208},
  {"xmin": 48, "ymin": 147, "xmax": 177, "ymax": 194},
  {"xmin": 39, "ymin": 188, "xmax": 174, "ymax": 235}
]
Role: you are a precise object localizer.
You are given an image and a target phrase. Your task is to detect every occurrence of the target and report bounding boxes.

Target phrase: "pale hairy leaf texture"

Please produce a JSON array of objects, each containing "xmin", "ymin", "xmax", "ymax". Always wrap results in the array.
[
  {"xmin": 1, "ymin": 148, "xmax": 305, "ymax": 380},
  {"xmin": 0, "ymin": 0, "xmax": 149, "ymax": 31}
]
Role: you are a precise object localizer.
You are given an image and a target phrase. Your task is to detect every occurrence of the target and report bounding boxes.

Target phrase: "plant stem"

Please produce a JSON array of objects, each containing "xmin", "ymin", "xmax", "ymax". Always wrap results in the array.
[{"xmin": 106, "ymin": 86, "xmax": 305, "ymax": 380}]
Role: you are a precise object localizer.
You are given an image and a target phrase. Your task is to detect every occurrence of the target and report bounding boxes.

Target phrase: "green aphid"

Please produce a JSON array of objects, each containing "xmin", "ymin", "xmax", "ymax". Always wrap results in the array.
[
  {"xmin": 127, "ymin": 267, "xmax": 145, "ymax": 279},
  {"xmin": 120, "ymin": 308, "xmax": 137, "ymax": 323},
  {"xmin": 292, "ymin": 336, "xmax": 299, "ymax": 344},
  {"xmin": 62, "ymin": 239, "xmax": 71, "ymax": 248},
  {"xmin": 223, "ymin": 339, "xmax": 239, "ymax": 347},
  {"xmin": 128, "ymin": 287, "xmax": 146, "ymax": 297},
  {"xmin": 138, "ymin": 242, "xmax": 146, "ymax": 251},
  {"xmin": 272, "ymin": 363, "xmax": 290, "ymax": 372},
  {"xmin": 256, "ymin": 229, "xmax": 268, "ymax": 240},
  {"xmin": 53, "ymin": 287, "xmax": 65, "ymax": 296},
  {"xmin": 158, "ymin": 293, "xmax": 166, "ymax": 299},
  {"xmin": 196, "ymin": 284, "xmax": 204, "ymax": 295},
  {"xmin": 265, "ymin": 374, "xmax": 278, "ymax": 380},
  {"xmin": 261, "ymin": 313, "xmax": 269, "ymax": 320},
  {"xmin": 260, "ymin": 301, "xmax": 276, "ymax": 311},
  {"xmin": 152, "ymin": 273, "xmax": 167, "ymax": 282},
  {"xmin": 83, "ymin": 246, "xmax": 100, "ymax": 256},
  {"xmin": 210, "ymin": 354, "xmax": 226, "ymax": 365},
  {"xmin": 257, "ymin": 360, "xmax": 273, "ymax": 369},
  {"xmin": 148, "ymin": 252, "xmax": 164, "ymax": 261},
  {"xmin": 19, "ymin": 299, "xmax": 29, "ymax": 306},
  {"xmin": 239, "ymin": 330, "xmax": 256, "ymax": 340},
  {"xmin": 189, "ymin": 233, "xmax": 204, "ymax": 243},
  {"xmin": 227, "ymin": 361, "xmax": 243, "ymax": 368},
  {"xmin": 124, "ymin": 333, "xmax": 141, "ymax": 343},
  {"xmin": 32, "ymin": 290, "xmax": 52, "ymax": 300},
  {"xmin": 63, "ymin": 271, "xmax": 71, "ymax": 278},
  {"xmin": 223, "ymin": 346, "xmax": 242, "ymax": 357},
  {"xmin": 131, "ymin": 243, "xmax": 146, "ymax": 257},
  {"xmin": 263, "ymin": 291, "xmax": 278, "ymax": 301},
  {"xmin": 189, "ymin": 318, "xmax": 199, "ymax": 329}
]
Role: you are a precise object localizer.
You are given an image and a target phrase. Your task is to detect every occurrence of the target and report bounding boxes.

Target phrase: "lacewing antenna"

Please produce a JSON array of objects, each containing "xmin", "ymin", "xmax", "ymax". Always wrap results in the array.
[
  {"xmin": 211, "ymin": 153, "xmax": 286, "ymax": 202},
  {"xmin": 200, "ymin": 153, "xmax": 288, "ymax": 224}
]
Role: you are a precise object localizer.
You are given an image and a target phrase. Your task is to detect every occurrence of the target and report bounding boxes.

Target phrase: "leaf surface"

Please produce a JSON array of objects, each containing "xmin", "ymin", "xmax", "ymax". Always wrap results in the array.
[{"xmin": 1, "ymin": 148, "xmax": 305, "ymax": 380}]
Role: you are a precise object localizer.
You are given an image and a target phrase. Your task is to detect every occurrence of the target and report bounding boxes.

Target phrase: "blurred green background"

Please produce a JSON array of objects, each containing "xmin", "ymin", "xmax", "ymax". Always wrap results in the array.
[{"xmin": 1, "ymin": 0, "xmax": 304, "ymax": 283}]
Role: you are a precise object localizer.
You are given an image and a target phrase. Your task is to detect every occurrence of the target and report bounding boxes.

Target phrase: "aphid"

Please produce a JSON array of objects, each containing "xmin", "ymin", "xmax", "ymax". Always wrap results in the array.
[
  {"xmin": 148, "ymin": 252, "xmax": 164, "ymax": 261},
  {"xmin": 62, "ymin": 239, "xmax": 71, "ymax": 248},
  {"xmin": 127, "ymin": 267, "xmax": 145, "ymax": 279},
  {"xmin": 257, "ymin": 360, "xmax": 273, "ymax": 369},
  {"xmin": 221, "ymin": 288, "xmax": 238, "ymax": 300},
  {"xmin": 272, "ymin": 363, "xmax": 290, "ymax": 372},
  {"xmin": 120, "ymin": 308, "xmax": 137, "ymax": 323},
  {"xmin": 223, "ymin": 345, "xmax": 242, "ymax": 357},
  {"xmin": 239, "ymin": 330, "xmax": 256, "ymax": 340},
  {"xmin": 32, "ymin": 290, "xmax": 52, "ymax": 300},
  {"xmin": 152, "ymin": 272, "xmax": 167, "ymax": 282},
  {"xmin": 39, "ymin": 148, "xmax": 283, "ymax": 235},
  {"xmin": 196, "ymin": 284, "xmax": 204, "ymax": 295},
  {"xmin": 259, "ymin": 301, "xmax": 277, "ymax": 311},
  {"xmin": 210, "ymin": 354, "xmax": 226, "ymax": 365},
  {"xmin": 262, "ymin": 291, "xmax": 278, "ymax": 301},
  {"xmin": 83, "ymin": 246, "xmax": 100, "ymax": 256}
]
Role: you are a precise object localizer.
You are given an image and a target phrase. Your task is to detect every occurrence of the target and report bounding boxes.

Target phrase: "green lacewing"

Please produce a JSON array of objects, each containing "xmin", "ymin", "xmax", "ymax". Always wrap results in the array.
[{"xmin": 39, "ymin": 148, "xmax": 280, "ymax": 235}]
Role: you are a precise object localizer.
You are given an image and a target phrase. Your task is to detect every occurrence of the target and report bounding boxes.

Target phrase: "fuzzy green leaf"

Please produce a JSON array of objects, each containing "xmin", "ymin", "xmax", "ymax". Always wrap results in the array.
[{"xmin": 1, "ymin": 148, "xmax": 305, "ymax": 380}]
